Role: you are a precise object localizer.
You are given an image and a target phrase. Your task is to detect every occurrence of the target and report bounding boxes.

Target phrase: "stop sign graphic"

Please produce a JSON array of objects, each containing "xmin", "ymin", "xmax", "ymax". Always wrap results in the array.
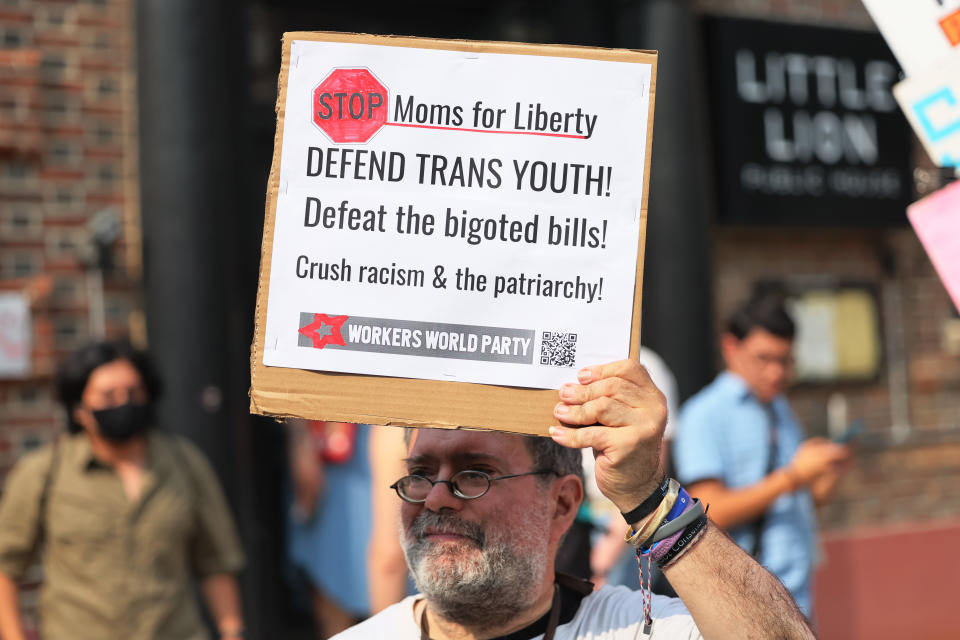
[{"xmin": 313, "ymin": 68, "xmax": 388, "ymax": 143}]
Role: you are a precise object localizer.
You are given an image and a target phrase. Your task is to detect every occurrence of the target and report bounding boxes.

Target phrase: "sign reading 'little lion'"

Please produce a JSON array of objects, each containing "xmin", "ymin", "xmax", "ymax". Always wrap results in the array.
[{"xmin": 250, "ymin": 32, "xmax": 657, "ymax": 435}]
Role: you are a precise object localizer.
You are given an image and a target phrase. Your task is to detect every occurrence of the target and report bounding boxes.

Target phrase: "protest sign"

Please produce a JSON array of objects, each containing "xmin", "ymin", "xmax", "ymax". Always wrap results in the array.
[
  {"xmin": 894, "ymin": 51, "xmax": 960, "ymax": 169},
  {"xmin": 0, "ymin": 293, "xmax": 30, "ymax": 378},
  {"xmin": 907, "ymin": 180, "xmax": 960, "ymax": 313},
  {"xmin": 861, "ymin": 0, "xmax": 960, "ymax": 77},
  {"xmin": 250, "ymin": 33, "xmax": 657, "ymax": 435}
]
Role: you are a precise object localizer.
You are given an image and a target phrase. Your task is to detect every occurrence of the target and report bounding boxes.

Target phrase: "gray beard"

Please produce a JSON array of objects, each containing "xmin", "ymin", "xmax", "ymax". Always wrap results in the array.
[{"xmin": 402, "ymin": 509, "xmax": 549, "ymax": 629}]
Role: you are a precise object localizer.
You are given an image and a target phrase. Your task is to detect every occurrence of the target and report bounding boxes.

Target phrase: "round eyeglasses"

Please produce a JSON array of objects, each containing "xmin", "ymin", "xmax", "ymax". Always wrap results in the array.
[{"xmin": 390, "ymin": 469, "xmax": 559, "ymax": 503}]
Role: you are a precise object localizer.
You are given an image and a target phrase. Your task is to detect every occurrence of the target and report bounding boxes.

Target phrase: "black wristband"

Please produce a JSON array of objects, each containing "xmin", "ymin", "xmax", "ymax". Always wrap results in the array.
[
  {"xmin": 654, "ymin": 513, "xmax": 708, "ymax": 569},
  {"xmin": 620, "ymin": 476, "xmax": 670, "ymax": 524}
]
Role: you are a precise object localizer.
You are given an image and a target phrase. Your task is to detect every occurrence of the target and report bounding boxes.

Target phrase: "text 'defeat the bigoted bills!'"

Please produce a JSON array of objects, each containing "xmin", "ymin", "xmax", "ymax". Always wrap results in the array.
[{"xmin": 262, "ymin": 38, "xmax": 653, "ymax": 389}]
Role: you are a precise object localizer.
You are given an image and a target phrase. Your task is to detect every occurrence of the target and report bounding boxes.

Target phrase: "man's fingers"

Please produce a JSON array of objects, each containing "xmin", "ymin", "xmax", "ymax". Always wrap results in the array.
[
  {"xmin": 549, "ymin": 424, "xmax": 609, "ymax": 450},
  {"xmin": 577, "ymin": 360, "xmax": 652, "ymax": 388},
  {"xmin": 826, "ymin": 444, "xmax": 852, "ymax": 463},
  {"xmin": 554, "ymin": 397, "xmax": 632, "ymax": 427},
  {"xmin": 559, "ymin": 377, "xmax": 644, "ymax": 407}
]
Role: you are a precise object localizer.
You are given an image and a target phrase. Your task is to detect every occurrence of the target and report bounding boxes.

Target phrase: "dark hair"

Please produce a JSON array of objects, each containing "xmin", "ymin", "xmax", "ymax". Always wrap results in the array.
[
  {"xmin": 523, "ymin": 435, "xmax": 584, "ymax": 488},
  {"xmin": 402, "ymin": 428, "xmax": 584, "ymax": 486},
  {"xmin": 56, "ymin": 340, "xmax": 163, "ymax": 434},
  {"xmin": 726, "ymin": 295, "xmax": 796, "ymax": 341}
]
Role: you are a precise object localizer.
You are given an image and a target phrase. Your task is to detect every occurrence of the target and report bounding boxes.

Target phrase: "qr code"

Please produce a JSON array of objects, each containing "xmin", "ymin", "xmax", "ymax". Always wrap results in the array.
[{"xmin": 540, "ymin": 331, "xmax": 578, "ymax": 367}]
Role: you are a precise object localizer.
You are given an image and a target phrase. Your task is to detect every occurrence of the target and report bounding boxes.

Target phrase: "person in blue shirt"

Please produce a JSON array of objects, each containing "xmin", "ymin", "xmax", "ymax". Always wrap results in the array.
[{"xmin": 673, "ymin": 295, "xmax": 850, "ymax": 616}]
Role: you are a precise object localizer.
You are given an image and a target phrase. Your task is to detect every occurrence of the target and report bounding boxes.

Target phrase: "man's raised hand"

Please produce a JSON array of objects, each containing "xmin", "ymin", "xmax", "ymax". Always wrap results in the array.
[{"xmin": 549, "ymin": 360, "xmax": 667, "ymax": 513}]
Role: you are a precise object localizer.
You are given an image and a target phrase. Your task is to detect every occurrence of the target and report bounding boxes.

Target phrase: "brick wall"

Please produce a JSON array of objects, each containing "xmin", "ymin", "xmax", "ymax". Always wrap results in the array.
[{"xmin": 0, "ymin": 0, "xmax": 140, "ymax": 634}]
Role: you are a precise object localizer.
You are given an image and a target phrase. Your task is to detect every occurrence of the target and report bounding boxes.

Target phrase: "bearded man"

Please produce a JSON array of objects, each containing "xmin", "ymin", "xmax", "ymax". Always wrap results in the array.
[{"xmin": 334, "ymin": 360, "xmax": 814, "ymax": 639}]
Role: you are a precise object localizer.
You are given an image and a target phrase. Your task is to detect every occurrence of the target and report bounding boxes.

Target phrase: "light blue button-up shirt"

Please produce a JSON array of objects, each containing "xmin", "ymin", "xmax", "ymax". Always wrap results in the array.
[{"xmin": 674, "ymin": 372, "xmax": 818, "ymax": 615}]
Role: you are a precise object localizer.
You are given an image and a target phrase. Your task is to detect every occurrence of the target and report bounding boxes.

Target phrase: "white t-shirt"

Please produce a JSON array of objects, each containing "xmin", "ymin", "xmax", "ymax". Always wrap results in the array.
[{"xmin": 332, "ymin": 585, "xmax": 702, "ymax": 639}]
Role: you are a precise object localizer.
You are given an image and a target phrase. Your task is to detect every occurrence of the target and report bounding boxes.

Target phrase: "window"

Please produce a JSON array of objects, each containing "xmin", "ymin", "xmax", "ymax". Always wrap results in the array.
[
  {"xmin": 46, "ymin": 141, "xmax": 82, "ymax": 167},
  {"xmin": 5, "ymin": 162, "xmax": 35, "ymax": 180},
  {"xmin": 51, "ymin": 276, "xmax": 84, "ymax": 306},
  {"xmin": 35, "ymin": 6, "xmax": 76, "ymax": 32},
  {"xmin": 0, "ymin": 27, "xmax": 24, "ymax": 48},
  {"xmin": 1, "ymin": 204, "xmax": 43, "ymax": 239},
  {"xmin": 97, "ymin": 75, "xmax": 118, "ymax": 97},
  {"xmin": 0, "ymin": 90, "xmax": 28, "ymax": 123},
  {"xmin": 104, "ymin": 294, "xmax": 131, "ymax": 326},
  {"xmin": 93, "ymin": 33, "xmax": 112, "ymax": 48},
  {"xmin": 42, "ymin": 91, "xmax": 80, "ymax": 124},
  {"xmin": 54, "ymin": 316, "xmax": 87, "ymax": 349},
  {"xmin": 40, "ymin": 51, "xmax": 75, "ymax": 81},
  {"xmin": 86, "ymin": 73, "xmax": 121, "ymax": 102},
  {"xmin": 1, "ymin": 161, "xmax": 39, "ymax": 190},
  {"xmin": 7, "ymin": 386, "xmax": 54, "ymax": 416},
  {"xmin": 1, "ymin": 251, "xmax": 43, "ymax": 278},
  {"xmin": 0, "ymin": 96, "xmax": 17, "ymax": 111},
  {"xmin": 41, "ymin": 52, "xmax": 67, "ymax": 75},
  {"xmin": 87, "ymin": 121, "xmax": 117, "ymax": 145},
  {"xmin": 94, "ymin": 162, "xmax": 117, "ymax": 185},
  {"xmin": 43, "ymin": 184, "xmax": 86, "ymax": 218},
  {"xmin": 44, "ymin": 9, "xmax": 65, "ymax": 26},
  {"xmin": 45, "ymin": 228, "xmax": 87, "ymax": 259},
  {"xmin": 751, "ymin": 281, "xmax": 883, "ymax": 384}
]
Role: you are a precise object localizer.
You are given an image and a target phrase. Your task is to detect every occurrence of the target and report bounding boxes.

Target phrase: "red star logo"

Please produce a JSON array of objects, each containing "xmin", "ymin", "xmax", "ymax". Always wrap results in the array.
[{"xmin": 298, "ymin": 313, "xmax": 349, "ymax": 349}]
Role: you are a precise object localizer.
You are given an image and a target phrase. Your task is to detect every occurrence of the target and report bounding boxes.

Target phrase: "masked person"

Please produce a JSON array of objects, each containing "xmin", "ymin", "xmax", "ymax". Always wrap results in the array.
[{"xmin": 0, "ymin": 340, "xmax": 245, "ymax": 640}]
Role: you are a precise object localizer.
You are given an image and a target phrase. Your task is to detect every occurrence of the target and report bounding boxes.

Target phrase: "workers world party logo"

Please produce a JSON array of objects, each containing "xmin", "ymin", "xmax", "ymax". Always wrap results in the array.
[{"xmin": 297, "ymin": 312, "xmax": 537, "ymax": 364}]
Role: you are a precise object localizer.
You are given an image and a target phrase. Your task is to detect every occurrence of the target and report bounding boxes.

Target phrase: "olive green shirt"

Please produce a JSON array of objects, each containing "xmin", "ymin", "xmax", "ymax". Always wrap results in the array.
[{"xmin": 0, "ymin": 431, "xmax": 245, "ymax": 640}]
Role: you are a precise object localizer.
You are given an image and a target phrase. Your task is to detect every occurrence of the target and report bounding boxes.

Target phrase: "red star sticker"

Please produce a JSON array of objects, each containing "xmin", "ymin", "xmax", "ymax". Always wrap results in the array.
[{"xmin": 298, "ymin": 313, "xmax": 349, "ymax": 349}]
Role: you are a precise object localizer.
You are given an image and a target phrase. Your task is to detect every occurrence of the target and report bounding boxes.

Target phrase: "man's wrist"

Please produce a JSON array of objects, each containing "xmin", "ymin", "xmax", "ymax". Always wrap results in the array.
[
  {"xmin": 618, "ymin": 476, "xmax": 669, "ymax": 522},
  {"xmin": 777, "ymin": 466, "xmax": 801, "ymax": 493}
]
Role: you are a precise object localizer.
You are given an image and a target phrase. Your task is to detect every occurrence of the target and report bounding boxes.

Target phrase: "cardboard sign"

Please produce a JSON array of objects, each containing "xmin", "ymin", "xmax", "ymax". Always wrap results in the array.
[
  {"xmin": 0, "ymin": 293, "xmax": 30, "ymax": 378},
  {"xmin": 894, "ymin": 51, "xmax": 960, "ymax": 169},
  {"xmin": 861, "ymin": 0, "xmax": 960, "ymax": 76},
  {"xmin": 250, "ymin": 33, "xmax": 657, "ymax": 435},
  {"xmin": 908, "ymin": 180, "xmax": 960, "ymax": 313}
]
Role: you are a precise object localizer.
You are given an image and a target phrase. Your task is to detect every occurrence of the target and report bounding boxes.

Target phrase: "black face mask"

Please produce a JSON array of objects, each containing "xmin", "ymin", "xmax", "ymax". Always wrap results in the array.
[{"xmin": 92, "ymin": 403, "xmax": 153, "ymax": 443}]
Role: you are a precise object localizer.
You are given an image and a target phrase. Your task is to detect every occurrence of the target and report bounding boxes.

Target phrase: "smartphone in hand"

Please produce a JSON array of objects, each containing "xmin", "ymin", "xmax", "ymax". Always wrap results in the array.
[{"xmin": 832, "ymin": 419, "xmax": 864, "ymax": 444}]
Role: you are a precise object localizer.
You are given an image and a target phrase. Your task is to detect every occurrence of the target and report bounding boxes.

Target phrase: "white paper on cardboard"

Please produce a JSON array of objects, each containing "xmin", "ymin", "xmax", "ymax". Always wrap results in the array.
[
  {"xmin": 894, "ymin": 51, "xmax": 960, "ymax": 168},
  {"xmin": 0, "ymin": 293, "xmax": 30, "ymax": 378},
  {"xmin": 861, "ymin": 0, "xmax": 960, "ymax": 76},
  {"xmin": 261, "ymin": 40, "xmax": 652, "ymax": 390}
]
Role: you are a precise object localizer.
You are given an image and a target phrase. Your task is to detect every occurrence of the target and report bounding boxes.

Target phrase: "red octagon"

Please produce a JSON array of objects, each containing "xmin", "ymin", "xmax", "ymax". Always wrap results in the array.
[{"xmin": 312, "ymin": 68, "xmax": 388, "ymax": 143}]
